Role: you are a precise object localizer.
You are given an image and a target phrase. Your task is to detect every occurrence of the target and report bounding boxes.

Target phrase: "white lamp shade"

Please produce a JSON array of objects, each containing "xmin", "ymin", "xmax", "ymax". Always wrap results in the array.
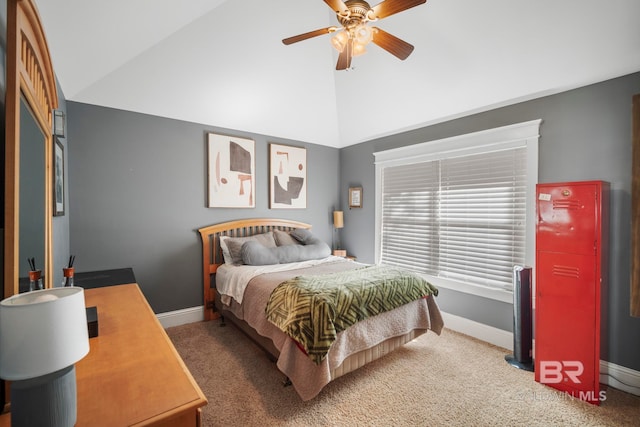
[{"xmin": 0, "ymin": 287, "xmax": 90, "ymax": 380}]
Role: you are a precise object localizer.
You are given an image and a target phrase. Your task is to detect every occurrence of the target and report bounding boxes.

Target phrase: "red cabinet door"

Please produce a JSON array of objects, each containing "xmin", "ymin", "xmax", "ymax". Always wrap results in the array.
[
  {"xmin": 535, "ymin": 251, "xmax": 597, "ymax": 396},
  {"xmin": 536, "ymin": 182, "xmax": 598, "ymax": 256}
]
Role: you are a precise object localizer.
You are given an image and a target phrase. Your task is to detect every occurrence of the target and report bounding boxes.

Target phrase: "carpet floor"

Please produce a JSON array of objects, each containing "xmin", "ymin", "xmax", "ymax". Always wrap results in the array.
[{"xmin": 166, "ymin": 320, "xmax": 640, "ymax": 426}]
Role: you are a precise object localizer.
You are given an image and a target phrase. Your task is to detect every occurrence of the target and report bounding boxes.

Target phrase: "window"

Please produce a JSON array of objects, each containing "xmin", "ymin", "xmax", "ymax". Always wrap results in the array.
[{"xmin": 374, "ymin": 120, "xmax": 540, "ymax": 302}]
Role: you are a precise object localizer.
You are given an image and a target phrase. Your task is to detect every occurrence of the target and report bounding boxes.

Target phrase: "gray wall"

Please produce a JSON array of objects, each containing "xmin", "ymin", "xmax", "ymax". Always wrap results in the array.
[
  {"xmin": 66, "ymin": 102, "xmax": 340, "ymax": 313},
  {"xmin": 339, "ymin": 72, "xmax": 640, "ymax": 371}
]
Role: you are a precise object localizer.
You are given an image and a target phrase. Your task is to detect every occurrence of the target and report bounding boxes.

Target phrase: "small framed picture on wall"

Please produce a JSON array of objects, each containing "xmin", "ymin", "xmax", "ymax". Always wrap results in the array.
[
  {"xmin": 53, "ymin": 138, "xmax": 65, "ymax": 216},
  {"xmin": 349, "ymin": 186, "xmax": 362, "ymax": 208}
]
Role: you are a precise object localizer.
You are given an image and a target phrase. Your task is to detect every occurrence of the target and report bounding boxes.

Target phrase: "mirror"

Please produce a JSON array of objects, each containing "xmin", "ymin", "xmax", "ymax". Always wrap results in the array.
[
  {"xmin": 17, "ymin": 97, "xmax": 47, "ymax": 292},
  {"xmin": 3, "ymin": 0, "xmax": 58, "ymax": 298}
]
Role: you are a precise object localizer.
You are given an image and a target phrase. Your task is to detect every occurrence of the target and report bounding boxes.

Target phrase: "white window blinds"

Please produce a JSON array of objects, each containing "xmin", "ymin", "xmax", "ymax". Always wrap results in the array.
[
  {"xmin": 376, "ymin": 120, "xmax": 541, "ymax": 295},
  {"xmin": 380, "ymin": 160, "xmax": 440, "ymax": 273},
  {"xmin": 380, "ymin": 147, "xmax": 527, "ymax": 291}
]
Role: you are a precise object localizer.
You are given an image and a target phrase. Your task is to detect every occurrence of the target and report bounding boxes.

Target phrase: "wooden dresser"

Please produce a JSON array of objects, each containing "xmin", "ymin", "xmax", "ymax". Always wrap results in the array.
[{"xmin": 1, "ymin": 284, "xmax": 207, "ymax": 426}]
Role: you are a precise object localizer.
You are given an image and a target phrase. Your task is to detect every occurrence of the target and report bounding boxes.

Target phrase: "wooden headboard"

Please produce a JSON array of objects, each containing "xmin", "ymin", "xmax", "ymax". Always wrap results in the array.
[{"xmin": 197, "ymin": 218, "xmax": 311, "ymax": 321}]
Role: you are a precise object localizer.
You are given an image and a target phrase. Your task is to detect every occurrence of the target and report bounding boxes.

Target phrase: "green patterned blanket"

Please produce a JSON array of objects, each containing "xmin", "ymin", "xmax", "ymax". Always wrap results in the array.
[{"xmin": 265, "ymin": 265, "xmax": 438, "ymax": 364}]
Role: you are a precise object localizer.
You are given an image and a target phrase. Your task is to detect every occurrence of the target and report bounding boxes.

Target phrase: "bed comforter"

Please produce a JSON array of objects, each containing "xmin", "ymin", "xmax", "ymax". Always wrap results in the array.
[
  {"xmin": 266, "ymin": 265, "xmax": 439, "ymax": 364},
  {"xmin": 216, "ymin": 258, "xmax": 444, "ymax": 400}
]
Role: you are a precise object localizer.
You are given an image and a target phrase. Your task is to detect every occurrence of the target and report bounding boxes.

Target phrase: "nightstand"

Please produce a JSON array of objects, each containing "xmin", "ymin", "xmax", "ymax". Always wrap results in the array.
[{"xmin": 333, "ymin": 250, "xmax": 356, "ymax": 261}]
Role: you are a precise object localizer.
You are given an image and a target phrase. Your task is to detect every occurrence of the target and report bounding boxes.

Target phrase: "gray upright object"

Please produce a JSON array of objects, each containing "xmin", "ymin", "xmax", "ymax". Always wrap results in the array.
[{"xmin": 505, "ymin": 266, "xmax": 534, "ymax": 371}]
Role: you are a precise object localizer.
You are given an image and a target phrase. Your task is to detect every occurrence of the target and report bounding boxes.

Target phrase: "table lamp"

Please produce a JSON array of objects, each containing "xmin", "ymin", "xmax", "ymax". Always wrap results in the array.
[
  {"xmin": 0, "ymin": 287, "xmax": 90, "ymax": 427},
  {"xmin": 333, "ymin": 210, "xmax": 346, "ymax": 257}
]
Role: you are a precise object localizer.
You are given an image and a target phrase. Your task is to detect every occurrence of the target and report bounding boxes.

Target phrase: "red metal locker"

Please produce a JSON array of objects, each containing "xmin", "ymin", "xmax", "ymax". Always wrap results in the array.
[{"xmin": 534, "ymin": 181, "xmax": 609, "ymax": 405}]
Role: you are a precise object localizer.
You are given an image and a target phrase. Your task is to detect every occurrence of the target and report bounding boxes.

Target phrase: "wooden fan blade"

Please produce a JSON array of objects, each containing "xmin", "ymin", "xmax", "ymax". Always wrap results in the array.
[
  {"xmin": 336, "ymin": 40, "xmax": 352, "ymax": 70},
  {"xmin": 370, "ymin": 0, "xmax": 427, "ymax": 20},
  {"xmin": 283, "ymin": 27, "xmax": 335, "ymax": 45},
  {"xmin": 372, "ymin": 27, "xmax": 414, "ymax": 60},
  {"xmin": 324, "ymin": 0, "xmax": 349, "ymax": 15}
]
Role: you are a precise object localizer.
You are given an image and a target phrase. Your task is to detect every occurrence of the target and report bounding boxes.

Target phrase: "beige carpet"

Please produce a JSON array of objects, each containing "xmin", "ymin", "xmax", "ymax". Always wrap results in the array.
[{"xmin": 166, "ymin": 320, "xmax": 640, "ymax": 426}]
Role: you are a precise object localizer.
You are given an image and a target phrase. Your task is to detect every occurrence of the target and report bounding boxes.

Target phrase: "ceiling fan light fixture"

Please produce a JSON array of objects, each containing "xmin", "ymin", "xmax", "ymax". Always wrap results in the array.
[
  {"xmin": 331, "ymin": 31, "xmax": 349, "ymax": 52},
  {"xmin": 282, "ymin": 0, "xmax": 428, "ymax": 70},
  {"xmin": 352, "ymin": 41, "xmax": 367, "ymax": 56},
  {"xmin": 354, "ymin": 24, "xmax": 373, "ymax": 45}
]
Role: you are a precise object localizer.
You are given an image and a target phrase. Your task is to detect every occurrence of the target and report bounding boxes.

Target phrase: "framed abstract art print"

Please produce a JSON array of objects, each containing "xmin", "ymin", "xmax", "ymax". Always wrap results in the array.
[
  {"xmin": 207, "ymin": 133, "xmax": 255, "ymax": 208},
  {"xmin": 269, "ymin": 143, "xmax": 307, "ymax": 209}
]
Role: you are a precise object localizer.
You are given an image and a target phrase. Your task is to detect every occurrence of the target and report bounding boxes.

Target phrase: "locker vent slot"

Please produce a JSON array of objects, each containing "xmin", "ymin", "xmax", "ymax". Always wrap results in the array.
[
  {"xmin": 552, "ymin": 265, "xmax": 580, "ymax": 278},
  {"xmin": 552, "ymin": 200, "xmax": 582, "ymax": 210}
]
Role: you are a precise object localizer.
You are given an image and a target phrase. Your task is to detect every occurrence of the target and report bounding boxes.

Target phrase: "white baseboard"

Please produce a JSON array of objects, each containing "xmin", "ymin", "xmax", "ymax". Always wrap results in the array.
[
  {"xmin": 440, "ymin": 311, "xmax": 513, "ymax": 350},
  {"xmin": 157, "ymin": 305, "xmax": 204, "ymax": 328},
  {"xmin": 440, "ymin": 311, "xmax": 640, "ymax": 397},
  {"xmin": 600, "ymin": 360, "xmax": 640, "ymax": 397}
]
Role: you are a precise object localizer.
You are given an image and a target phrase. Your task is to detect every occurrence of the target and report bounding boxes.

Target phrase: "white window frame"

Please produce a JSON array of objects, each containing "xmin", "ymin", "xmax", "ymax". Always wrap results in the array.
[{"xmin": 374, "ymin": 120, "xmax": 541, "ymax": 303}]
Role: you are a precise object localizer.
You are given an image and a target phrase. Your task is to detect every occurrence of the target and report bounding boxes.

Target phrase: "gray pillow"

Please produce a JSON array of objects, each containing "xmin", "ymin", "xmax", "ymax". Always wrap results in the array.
[
  {"xmin": 273, "ymin": 229, "xmax": 301, "ymax": 246},
  {"xmin": 223, "ymin": 232, "xmax": 277, "ymax": 265},
  {"xmin": 240, "ymin": 241, "xmax": 280, "ymax": 265},
  {"xmin": 241, "ymin": 237, "xmax": 331, "ymax": 266},
  {"xmin": 290, "ymin": 228, "xmax": 318, "ymax": 245}
]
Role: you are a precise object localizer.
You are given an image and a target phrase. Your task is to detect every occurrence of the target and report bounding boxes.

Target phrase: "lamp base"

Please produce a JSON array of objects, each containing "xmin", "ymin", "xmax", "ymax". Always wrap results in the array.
[{"xmin": 11, "ymin": 365, "xmax": 77, "ymax": 427}]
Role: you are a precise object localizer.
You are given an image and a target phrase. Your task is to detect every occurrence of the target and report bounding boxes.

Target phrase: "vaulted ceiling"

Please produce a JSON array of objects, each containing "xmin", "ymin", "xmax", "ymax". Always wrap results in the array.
[{"xmin": 35, "ymin": 0, "xmax": 640, "ymax": 148}]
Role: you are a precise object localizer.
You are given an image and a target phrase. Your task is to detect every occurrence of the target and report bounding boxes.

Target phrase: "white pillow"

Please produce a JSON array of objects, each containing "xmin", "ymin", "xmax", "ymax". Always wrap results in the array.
[{"xmin": 219, "ymin": 236, "xmax": 233, "ymax": 264}]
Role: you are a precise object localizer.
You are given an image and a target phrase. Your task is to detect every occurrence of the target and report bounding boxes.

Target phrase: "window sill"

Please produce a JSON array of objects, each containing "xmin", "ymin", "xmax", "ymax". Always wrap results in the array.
[{"xmin": 420, "ymin": 274, "xmax": 513, "ymax": 304}]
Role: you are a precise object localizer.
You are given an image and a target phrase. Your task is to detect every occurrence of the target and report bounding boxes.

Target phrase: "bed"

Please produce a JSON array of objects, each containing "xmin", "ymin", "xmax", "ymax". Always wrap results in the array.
[{"xmin": 198, "ymin": 218, "xmax": 443, "ymax": 400}]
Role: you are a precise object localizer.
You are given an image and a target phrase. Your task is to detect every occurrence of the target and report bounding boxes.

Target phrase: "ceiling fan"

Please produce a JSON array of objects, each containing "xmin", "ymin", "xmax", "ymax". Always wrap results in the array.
[{"xmin": 283, "ymin": 0, "xmax": 427, "ymax": 70}]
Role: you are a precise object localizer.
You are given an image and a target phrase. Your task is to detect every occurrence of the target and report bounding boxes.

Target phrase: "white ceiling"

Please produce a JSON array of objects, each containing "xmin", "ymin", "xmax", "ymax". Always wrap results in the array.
[{"xmin": 35, "ymin": 0, "xmax": 640, "ymax": 148}]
